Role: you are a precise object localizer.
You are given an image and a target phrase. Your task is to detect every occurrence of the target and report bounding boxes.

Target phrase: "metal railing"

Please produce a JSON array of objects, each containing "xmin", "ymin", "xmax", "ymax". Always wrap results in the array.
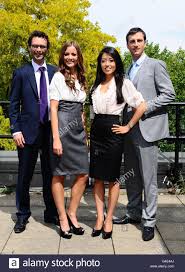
[
  {"xmin": 0, "ymin": 101, "xmax": 12, "ymax": 138},
  {"xmin": 164, "ymin": 102, "xmax": 185, "ymax": 182},
  {"xmin": 1, "ymin": 101, "xmax": 185, "ymax": 182}
]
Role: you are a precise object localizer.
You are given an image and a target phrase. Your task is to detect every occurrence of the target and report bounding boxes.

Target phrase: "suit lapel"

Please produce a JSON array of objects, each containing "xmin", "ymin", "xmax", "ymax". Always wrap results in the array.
[
  {"xmin": 126, "ymin": 65, "xmax": 132, "ymax": 79},
  {"xmin": 26, "ymin": 63, "xmax": 55, "ymax": 98},
  {"xmin": 26, "ymin": 63, "xmax": 39, "ymax": 98},
  {"xmin": 47, "ymin": 65, "xmax": 55, "ymax": 83}
]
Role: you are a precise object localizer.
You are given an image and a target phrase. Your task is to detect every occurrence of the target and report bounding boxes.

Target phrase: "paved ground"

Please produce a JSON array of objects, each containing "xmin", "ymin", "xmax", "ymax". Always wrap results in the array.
[{"xmin": 0, "ymin": 189, "xmax": 185, "ymax": 255}]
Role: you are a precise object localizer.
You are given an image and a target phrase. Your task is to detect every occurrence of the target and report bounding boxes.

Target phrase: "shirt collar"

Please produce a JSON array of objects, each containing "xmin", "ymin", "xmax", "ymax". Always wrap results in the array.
[
  {"xmin": 132, "ymin": 53, "xmax": 146, "ymax": 67},
  {"xmin": 32, "ymin": 59, "xmax": 47, "ymax": 72}
]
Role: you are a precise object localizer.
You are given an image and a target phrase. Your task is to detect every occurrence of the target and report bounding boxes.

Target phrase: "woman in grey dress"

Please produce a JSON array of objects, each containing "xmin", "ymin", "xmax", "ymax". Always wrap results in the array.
[{"xmin": 50, "ymin": 41, "xmax": 88, "ymax": 239}]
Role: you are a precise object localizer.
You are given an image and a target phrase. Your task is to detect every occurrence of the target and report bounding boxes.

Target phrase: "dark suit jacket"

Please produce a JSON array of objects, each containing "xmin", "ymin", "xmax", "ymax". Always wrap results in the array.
[{"xmin": 9, "ymin": 63, "xmax": 57, "ymax": 144}]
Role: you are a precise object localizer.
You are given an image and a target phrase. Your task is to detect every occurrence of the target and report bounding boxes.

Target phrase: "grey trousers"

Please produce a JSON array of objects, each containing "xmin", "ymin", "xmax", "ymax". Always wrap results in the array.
[{"xmin": 124, "ymin": 124, "xmax": 158, "ymax": 227}]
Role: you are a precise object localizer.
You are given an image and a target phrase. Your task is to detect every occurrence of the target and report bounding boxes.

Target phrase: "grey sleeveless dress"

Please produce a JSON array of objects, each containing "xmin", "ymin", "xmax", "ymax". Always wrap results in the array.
[{"xmin": 50, "ymin": 100, "xmax": 89, "ymax": 176}]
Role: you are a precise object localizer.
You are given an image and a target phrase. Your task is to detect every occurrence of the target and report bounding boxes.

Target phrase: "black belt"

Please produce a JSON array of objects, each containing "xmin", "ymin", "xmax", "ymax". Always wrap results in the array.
[{"xmin": 95, "ymin": 114, "xmax": 120, "ymax": 118}]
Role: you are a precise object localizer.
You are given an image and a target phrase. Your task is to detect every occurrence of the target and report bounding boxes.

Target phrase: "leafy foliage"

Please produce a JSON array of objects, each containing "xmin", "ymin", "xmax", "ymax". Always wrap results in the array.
[
  {"xmin": 0, "ymin": 1, "xmax": 184, "ymax": 155},
  {"xmin": 0, "ymin": 106, "xmax": 16, "ymax": 150},
  {"xmin": 0, "ymin": 0, "xmax": 116, "ymax": 150},
  {"xmin": 0, "ymin": 0, "xmax": 116, "ymax": 99}
]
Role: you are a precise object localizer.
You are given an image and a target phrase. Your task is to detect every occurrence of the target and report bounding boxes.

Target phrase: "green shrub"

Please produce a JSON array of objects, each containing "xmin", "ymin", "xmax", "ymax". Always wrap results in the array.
[{"xmin": 0, "ymin": 106, "xmax": 16, "ymax": 150}]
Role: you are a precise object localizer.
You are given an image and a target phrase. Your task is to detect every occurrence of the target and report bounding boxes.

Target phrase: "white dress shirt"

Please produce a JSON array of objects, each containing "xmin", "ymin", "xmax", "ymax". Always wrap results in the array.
[
  {"xmin": 49, "ymin": 72, "xmax": 86, "ymax": 102},
  {"xmin": 90, "ymin": 77, "xmax": 144, "ymax": 119}
]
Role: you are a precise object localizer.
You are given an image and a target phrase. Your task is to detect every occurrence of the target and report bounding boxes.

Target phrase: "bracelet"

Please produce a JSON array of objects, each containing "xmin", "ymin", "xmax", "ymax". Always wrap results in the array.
[{"xmin": 128, "ymin": 121, "xmax": 134, "ymax": 129}]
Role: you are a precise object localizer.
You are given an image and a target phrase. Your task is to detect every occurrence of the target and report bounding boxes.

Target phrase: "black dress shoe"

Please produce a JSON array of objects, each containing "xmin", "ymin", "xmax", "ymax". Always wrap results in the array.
[
  {"xmin": 91, "ymin": 228, "xmax": 103, "ymax": 237},
  {"xmin": 142, "ymin": 227, "xmax": 154, "ymax": 241},
  {"xmin": 67, "ymin": 214, "xmax": 85, "ymax": 235},
  {"xmin": 113, "ymin": 215, "xmax": 141, "ymax": 225},
  {"xmin": 44, "ymin": 214, "xmax": 59, "ymax": 226},
  {"xmin": 14, "ymin": 218, "xmax": 28, "ymax": 233}
]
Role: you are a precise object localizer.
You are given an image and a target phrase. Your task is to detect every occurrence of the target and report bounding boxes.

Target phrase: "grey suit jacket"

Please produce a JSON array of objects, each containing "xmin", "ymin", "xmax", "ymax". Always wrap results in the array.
[{"xmin": 126, "ymin": 55, "xmax": 175, "ymax": 142}]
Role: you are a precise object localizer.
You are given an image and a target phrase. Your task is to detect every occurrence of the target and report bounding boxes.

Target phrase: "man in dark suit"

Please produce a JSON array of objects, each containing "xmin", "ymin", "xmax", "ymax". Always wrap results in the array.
[
  {"xmin": 113, "ymin": 27, "xmax": 175, "ymax": 241},
  {"xmin": 9, "ymin": 30, "xmax": 58, "ymax": 233}
]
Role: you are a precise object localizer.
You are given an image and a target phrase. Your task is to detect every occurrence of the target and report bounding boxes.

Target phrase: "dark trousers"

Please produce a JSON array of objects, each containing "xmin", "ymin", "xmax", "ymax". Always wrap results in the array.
[{"xmin": 16, "ymin": 123, "xmax": 57, "ymax": 220}]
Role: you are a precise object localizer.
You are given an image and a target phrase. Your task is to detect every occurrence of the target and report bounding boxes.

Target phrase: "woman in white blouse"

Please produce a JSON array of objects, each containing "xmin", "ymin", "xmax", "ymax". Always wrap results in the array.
[
  {"xmin": 49, "ymin": 41, "xmax": 88, "ymax": 239},
  {"xmin": 90, "ymin": 46, "xmax": 147, "ymax": 239}
]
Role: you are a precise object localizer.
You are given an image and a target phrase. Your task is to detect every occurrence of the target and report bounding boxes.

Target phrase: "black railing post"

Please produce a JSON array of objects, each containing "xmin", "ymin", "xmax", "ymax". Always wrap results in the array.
[{"xmin": 174, "ymin": 104, "xmax": 181, "ymax": 182}]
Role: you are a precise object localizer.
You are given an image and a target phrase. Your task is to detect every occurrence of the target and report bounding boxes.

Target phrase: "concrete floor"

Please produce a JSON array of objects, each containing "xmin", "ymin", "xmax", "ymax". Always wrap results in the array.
[{"xmin": 0, "ymin": 189, "xmax": 185, "ymax": 255}]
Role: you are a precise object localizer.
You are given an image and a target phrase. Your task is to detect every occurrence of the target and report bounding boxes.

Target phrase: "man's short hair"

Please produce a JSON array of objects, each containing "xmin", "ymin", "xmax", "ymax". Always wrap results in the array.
[
  {"xmin": 28, "ymin": 30, "xmax": 50, "ymax": 49},
  {"xmin": 126, "ymin": 27, "xmax": 146, "ymax": 44}
]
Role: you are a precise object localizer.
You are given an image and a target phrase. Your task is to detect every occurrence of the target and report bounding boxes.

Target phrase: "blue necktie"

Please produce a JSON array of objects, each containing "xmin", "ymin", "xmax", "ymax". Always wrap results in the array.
[{"xmin": 39, "ymin": 67, "xmax": 48, "ymax": 123}]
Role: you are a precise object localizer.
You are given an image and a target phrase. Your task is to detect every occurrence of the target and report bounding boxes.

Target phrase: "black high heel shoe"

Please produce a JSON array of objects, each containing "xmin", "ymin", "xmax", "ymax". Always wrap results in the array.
[
  {"xmin": 92, "ymin": 215, "xmax": 105, "ymax": 237},
  {"xmin": 67, "ymin": 214, "xmax": 85, "ymax": 235},
  {"xmin": 102, "ymin": 221, "xmax": 113, "ymax": 239},
  {"xmin": 102, "ymin": 229, "xmax": 112, "ymax": 239},
  {"xmin": 60, "ymin": 228, "xmax": 72, "ymax": 239},
  {"xmin": 91, "ymin": 227, "xmax": 103, "ymax": 237},
  {"xmin": 59, "ymin": 220, "xmax": 72, "ymax": 239}
]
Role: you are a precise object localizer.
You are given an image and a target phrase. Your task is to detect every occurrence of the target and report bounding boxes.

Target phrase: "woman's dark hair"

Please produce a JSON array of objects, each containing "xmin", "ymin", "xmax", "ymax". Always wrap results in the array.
[
  {"xmin": 58, "ymin": 41, "xmax": 87, "ymax": 91},
  {"xmin": 90, "ymin": 46, "xmax": 124, "ymax": 104}
]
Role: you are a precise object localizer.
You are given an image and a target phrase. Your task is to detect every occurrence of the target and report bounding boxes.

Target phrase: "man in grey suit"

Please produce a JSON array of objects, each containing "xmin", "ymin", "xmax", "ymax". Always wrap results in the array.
[{"xmin": 113, "ymin": 27, "xmax": 175, "ymax": 241}]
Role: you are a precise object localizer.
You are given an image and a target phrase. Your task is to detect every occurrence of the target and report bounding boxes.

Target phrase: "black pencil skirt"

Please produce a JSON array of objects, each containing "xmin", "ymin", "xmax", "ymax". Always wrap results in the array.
[{"xmin": 90, "ymin": 114, "xmax": 124, "ymax": 182}]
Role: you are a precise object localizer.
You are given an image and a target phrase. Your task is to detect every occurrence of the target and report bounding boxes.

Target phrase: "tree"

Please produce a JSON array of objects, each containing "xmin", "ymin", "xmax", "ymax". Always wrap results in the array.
[{"xmin": 0, "ymin": 0, "xmax": 116, "ymax": 99}]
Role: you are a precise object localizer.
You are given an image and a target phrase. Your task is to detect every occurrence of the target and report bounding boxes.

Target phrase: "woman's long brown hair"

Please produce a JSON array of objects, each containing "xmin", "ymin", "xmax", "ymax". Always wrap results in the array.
[{"xmin": 58, "ymin": 41, "xmax": 87, "ymax": 91}]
